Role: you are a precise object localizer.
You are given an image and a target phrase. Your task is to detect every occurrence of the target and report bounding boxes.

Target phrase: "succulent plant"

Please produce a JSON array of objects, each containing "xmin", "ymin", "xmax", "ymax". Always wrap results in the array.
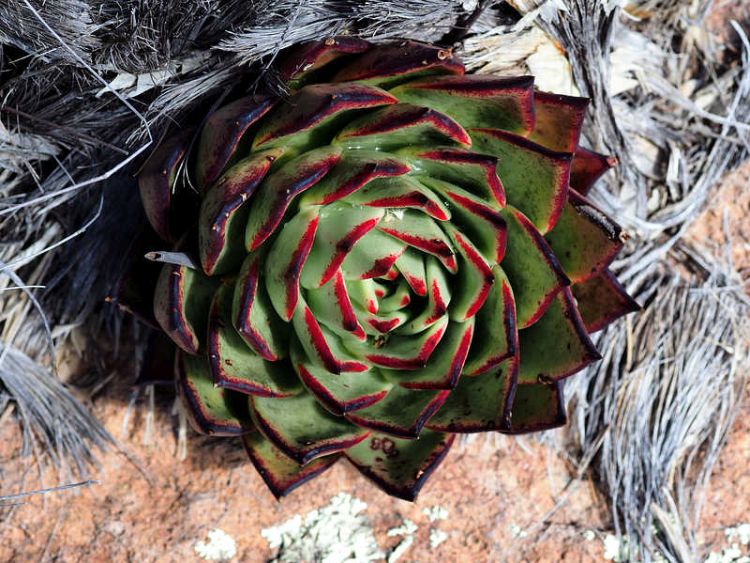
[{"xmin": 130, "ymin": 38, "xmax": 638, "ymax": 500}]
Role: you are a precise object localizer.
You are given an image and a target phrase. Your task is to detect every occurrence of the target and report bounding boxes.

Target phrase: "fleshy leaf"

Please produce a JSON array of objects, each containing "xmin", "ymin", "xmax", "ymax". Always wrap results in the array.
[
  {"xmin": 153, "ymin": 263, "xmax": 218, "ymax": 355},
  {"xmin": 298, "ymin": 151, "xmax": 410, "ymax": 207},
  {"xmin": 527, "ymin": 91, "xmax": 587, "ymax": 152},
  {"xmin": 345, "ymin": 385, "xmax": 450, "ymax": 438},
  {"xmin": 265, "ymin": 207, "xmax": 320, "ymax": 321},
  {"xmin": 346, "ymin": 176, "xmax": 450, "ymax": 221},
  {"xmin": 307, "ymin": 270, "xmax": 366, "ymax": 340},
  {"xmin": 504, "ymin": 381, "xmax": 566, "ymax": 434},
  {"xmin": 208, "ymin": 282, "xmax": 301, "ymax": 397},
  {"xmin": 394, "ymin": 249, "xmax": 427, "ymax": 296},
  {"xmin": 251, "ymin": 392, "xmax": 370, "ymax": 464},
  {"xmin": 195, "ymin": 96, "xmax": 276, "ymax": 191},
  {"xmin": 425, "ymin": 178, "xmax": 507, "ymax": 264},
  {"xmin": 199, "ymin": 149, "xmax": 282, "ymax": 275},
  {"xmin": 443, "ymin": 224, "xmax": 495, "ymax": 322},
  {"xmin": 138, "ymin": 131, "xmax": 194, "ymax": 242},
  {"xmin": 345, "ymin": 430, "xmax": 454, "ymax": 501},
  {"xmin": 345, "ymin": 278, "xmax": 380, "ymax": 315},
  {"xmin": 357, "ymin": 314, "xmax": 449, "ymax": 370},
  {"xmin": 278, "ymin": 37, "xmax": 371, "ymax": 87},
  {"xmin": 471, "ymin": 128, "xmax": 571, "ymax": 234},
  {"xmin": 517, "ymin": 288, "xmax": 601, "ymax": 383},
  {"xmin": 245, "ymin": 147, "xmax": 340, "ymax": 251},
  {"xmin": 397, "ymin": 257, "xmax": 451, "ymax": 335},
  {"xmin": 378, "ymin": 279, "xmax": 412, "ymax": 313},
  {"xmin": 232, "ymin": 251, "xmax": 288, "ymax": 361},
  {"xmin": 402, "ymin": 147, "xmax": 505, "ymax": 207},
  {"xmin": 388, "ymin": 318, "xmax": 474, "ymax": 390},
  {"xmin": 500, "ymin": 206, "xmax": 569, "ymax": 328},
  {"xmin": 332, "ymin": 40, "xmax": 464, "ymax": 87},
  {"xmin": 292, "ymin": 296, "xmax": 368, "ymax": 374},
  {"xmin": 253, "ymin": 83, "xmax": 397, "ymax": 150},
  {"xmin": 570, "ymin": 146, "xmax": 616, "ymax": 195},
  {"xmin": 176, "ymin": 351, "xmax": 250, "ymax": 436},
  {"xmin": 377, "ymin": 209, "xmax": 457, "ymax": 272},
  {"xmin": 427, "ymin": 356, "xmax": 517, "ymax": 432},
  {"xmin": 242, "ymin": 431, "xmax": 339, "ymax": 499},
  {"xmin": 291, "ymin": 342, "xmax": 391, "ymax": 415},
  {"xmin": 463, "ymin": 267, "xmax": 518, "ymax": 376},
  {"xmin": 545, "ymin": 190, "xmax": 624, "ymax": 282},
  {"xmin": 335, "ymin": 103, "xmax": 471, "ymax": 150},
  {"xmin": 340, "ymin": 228, "xmax": 407, "ymax": 280},
  {"xmin": 300, "ymin": 203, "xmax": 384, "ymax": 288},
  {"xmin": 391, "ymin": 75, "xmax": 535, "ymax": 134},
  {"xmin": 572, "ymin": 269, "xmax": 640, "ymax": 333}
]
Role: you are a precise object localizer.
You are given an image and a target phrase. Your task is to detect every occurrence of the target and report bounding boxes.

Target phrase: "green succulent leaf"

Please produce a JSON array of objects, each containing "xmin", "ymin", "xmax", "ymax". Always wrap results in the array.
[
  {"xmin": 504, "ymin": 381, "xmax": 566, "ymax": 434},
  {"xmin": 154, "ymin": 263, "xmax": 219, "ymax": 355},
  {"xmin": 471, "ymin": 128, "xmax": 571, "ymax": 234},
  {"xmin": 176, "ymin": 351, "xmax": 251, "ymax": 436},
  {"xmin": 242, "ymin": 431, "xmax": 339, "ymax": 499},
  {"xmin": 427, "ymin": 356, "xmax": 517, "ymax": 432},
  {"xmin": 345, "ymin": 430, "xmax": 455, "ymax": 501},
  {"xmin": 517, "ymin": 288, "xmax": 601, "ymax": 384},
  {"xmin": 251, "ymin": 392, "xmax": 370, "ymax": 464},
  {"xmin": 527, "ymin": 91, "xmax": 587, "ymax": 152},
  {"xmin": 208, "ymin": 282, "xmax": 301, "ymax": 397},
  {"xmin": 572, "ymin": 269, "xmax": 640, "ymax": 333},
  {"xmin": 391, "ymin": 75, "xmax": 535, "ymax": 134}
]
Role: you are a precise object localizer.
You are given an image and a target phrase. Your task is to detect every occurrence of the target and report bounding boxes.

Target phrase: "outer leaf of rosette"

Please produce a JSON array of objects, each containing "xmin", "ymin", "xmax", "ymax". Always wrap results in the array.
[
  {"xmin": 277, "ymin": 37, "xmax": 372, "ymax": 88},
  {"xmin": 423, "ymin": 177, "xmax": 507, "ymax": 265},
  {"xmin": 499, "ymin": 205, "xmax": 569, "ymax": 328},
  {"xmin": 153, "ymin": 262, "xmax": 219, "ymax": 355},
  {"xmin": 517, "ymin": 288, "xmax": 601, "ymax": 384},
  {"xmin": 208, "ymin": 280, "xmax": 302, "ymax": 397},
  {"xmin": 250, "ymin": 391, "xmax": 370, "ymax": 465},
  {"xmin": 291, "ymin": 294, "xmax": 368, "ymax": 375},
  {"xmin": 503, "ymin": 380, "xmax": 567, "ymax": 434},
  {"xmin": 344, "ymin": 175, "xmax": 450, "ymax": 221},
  {"xmin": 470, "ymin": 128, "xmax": 572, "ymax": 234},
  {"xmin": 299, "ymin": 202, "xmax": 384, "ymax": 289},
  {"xmin": 252, "ymin": 83, "xmax": 397, "ymax": 152},
  {"xmin": 232, "ymin": 250, "xmax": 289, "ymax": 361},
  {"xmin": 399, "ymin": 146, "xmax": 505, "ymax": 207},
  {"xmin": 397, "ymin": 256, "xmax": 451, "ymax": 335},
  {"xmin": 297, "ymin": 151, "xmax": 411, "ymax": 208},
  {"xmin": 570, "ymin": 146, "xmax": 617, "ymax": 195},
  {"xmin": 345, "ymin": 430, "xmax": 455, "ymax": 501},
  {"xmin": 462, "ymin": 267, "xmax": 518, "ymax": 376},
  {"xmin": 242, "ymin": 431, "xmax": 340, "ymax": 499},
  {"xmin": 442, "ymin": 223, "xmax": 495, "ymax": 322},
  {"xmin": 264, "ymin": 207, "xmax": 320, "ymax": 322},
  {"xmin": 351, "ymin": 314, "xmax": 449, "ymax": 371},
  {"xmin": 244, "ymin": 146, "xmax": 341, "ymax": 252},
  {"xmin": 195, "ymin": 95, "xmax": 276, "ymax": 192},
  {"xmin": 199, "ymin": 148, "xmax": 283, "ymax": 276},
  {"xmin": 427, "ymin": 356, "xmax": 518, "ymax": 432},
  {"xmin": 332, "ymin": 40, "xmax": 464, "ymax": 88},
  {"xmin": 306, "ymin": 269, "xmax": 366, "ymax": 341},
  {"xmin": 138, "ymin": 130, "xmax": 195, "ymax": 242},
  {"xmin": 527, "ymin": 91, "xmax": 588, "ymax": 152},
  {"xmin": 544, "ymin": 189, "xmax": 624, "ymax": 283},
  {"xmin": 345, "ymin": 384, "xmax": 451, "ymax": 439},
  {"xmin": 334, "ymin": 103, "xmax": 471, "ymax": 151},
  {"xmin": 176, "ymin": 351, "xmax": 250, "ymax": 436},
  {"xmin": 376, "ymin": 209, "xmax": 457, "ymax": 273},
  {"xmin": 386, "ymin": 318, "xmax": 474, "ymax": 390},
  {"xmin": 572, "ymin": 269, "xmax": 640, "ymax": 333},
  {"xmin": 390, "ymin": 75, "xmax": 535, "ymax": 134},
  {"xmin": 290, "ymin": 341, "xmax": 391, "ymax": 416}
]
